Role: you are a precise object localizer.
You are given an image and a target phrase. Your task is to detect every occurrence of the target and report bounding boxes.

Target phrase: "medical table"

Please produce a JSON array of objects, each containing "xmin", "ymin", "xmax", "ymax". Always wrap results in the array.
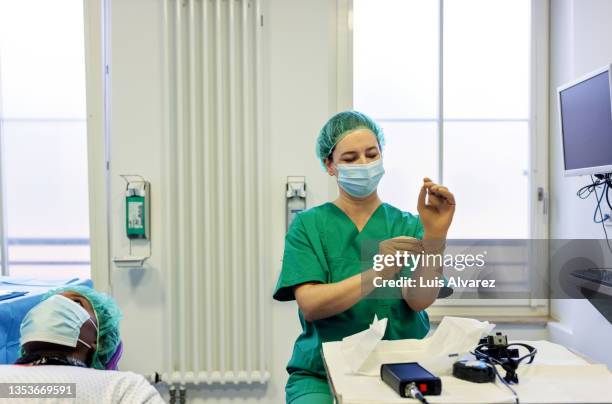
[
  {"xmin": 0, "ymin": 277, "xmax": 92, "ymax": 364},
  {"xmin": 322, "ymin": 338, "xmax": 612, "ymax": 403}
]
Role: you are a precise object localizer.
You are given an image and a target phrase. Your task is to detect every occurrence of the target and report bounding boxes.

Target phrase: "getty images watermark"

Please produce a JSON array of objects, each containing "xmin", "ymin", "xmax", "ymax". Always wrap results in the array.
[
  {"xmin": 370, "ymin": 249, "xmax": 494, "ymax": 289},
  {"xmin": 359, "ymin": 238, "xmax": 612, "ymax": 300}
]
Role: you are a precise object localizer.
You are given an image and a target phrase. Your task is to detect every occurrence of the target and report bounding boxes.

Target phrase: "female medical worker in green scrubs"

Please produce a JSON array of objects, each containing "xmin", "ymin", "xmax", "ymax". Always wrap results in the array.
[{"xmin": 273, "ymin": 111, "xmax": 456, "ymax": 404}]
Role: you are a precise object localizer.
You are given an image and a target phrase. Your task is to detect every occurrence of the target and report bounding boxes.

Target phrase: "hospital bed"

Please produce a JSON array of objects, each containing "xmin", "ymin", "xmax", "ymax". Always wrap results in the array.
[{"xmin": 0, "ymin": 364, "xmax": 165, "ymax": 403}]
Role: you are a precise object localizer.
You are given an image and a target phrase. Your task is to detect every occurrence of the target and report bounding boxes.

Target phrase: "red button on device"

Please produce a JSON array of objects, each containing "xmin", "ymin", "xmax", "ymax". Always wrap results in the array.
[{"xmin": 419, "ymin": 383, "xmax": 428, "ymax": 393}]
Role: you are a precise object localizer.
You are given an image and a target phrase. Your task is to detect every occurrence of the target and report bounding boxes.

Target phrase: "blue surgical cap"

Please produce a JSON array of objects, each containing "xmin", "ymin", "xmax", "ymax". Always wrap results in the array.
[
  {"xmin": 316, "ymin": 110, "xmax": 385, "ymax": 168},
  {"xmin": 35, "ymin": 285, "xmax": 122, "ymax": 370}
]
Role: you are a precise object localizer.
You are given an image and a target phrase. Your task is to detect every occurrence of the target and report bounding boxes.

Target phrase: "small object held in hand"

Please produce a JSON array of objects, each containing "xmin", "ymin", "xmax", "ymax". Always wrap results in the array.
[{"xmin": 381, "ymin": 362, "xmax": 441, "ymax": 403}]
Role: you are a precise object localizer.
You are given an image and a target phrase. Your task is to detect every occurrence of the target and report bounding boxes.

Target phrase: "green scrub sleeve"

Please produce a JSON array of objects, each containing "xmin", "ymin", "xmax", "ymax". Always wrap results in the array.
[
  {"xmin": 415, "ymin": 215, "xmax": 425, "ymax": 239},
  {"xmin": 273, "ymin": 214, "xmax": 328, "ymax": 301}
]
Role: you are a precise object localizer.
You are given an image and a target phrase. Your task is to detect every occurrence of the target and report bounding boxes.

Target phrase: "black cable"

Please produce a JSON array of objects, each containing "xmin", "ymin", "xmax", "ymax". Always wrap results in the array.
[
  {"xmin": 577, "ymin": 175, "xmax": 612, "ymax": 255},
  {"xmin": 490, "ymin": 361, "xmax": 519, "ymax": 404},
  {"xmin": 590, "ymin": 176, "xmax": 609, "ymax": 224},
  {"xmin": 576, "ymin": 175, "xmax": 605, "ymax": 199},
  {"xmin": 473, "ymin": 343, "xmax": 537, "ymax": 383},
  {"xmin": 591, "ymin": 178, "xmax": 612, "ymax": 254},
  {"xmin": 470, "ymin": 350, "xmax": 520, "ymax": 403},
  {"xmin": 606, "ymin": 180, "xmax": 612, "ymax": 211},
  {"xmin": 514, "ymin": 345, "xmax": 538, "ymax": 365},
  {"xmin": 406, "ymin": 382, "xmax": 429, "ymax": 404},
  {"xmin": 469, "ymin": 342, "xmax": 537, "ymax": 403}
]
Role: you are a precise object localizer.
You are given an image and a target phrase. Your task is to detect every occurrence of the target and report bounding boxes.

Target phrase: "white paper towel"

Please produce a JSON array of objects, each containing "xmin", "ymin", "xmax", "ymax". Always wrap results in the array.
[
  {"xmin": 341, "ymin": 315, "xmax": 388, "ymax": 373},
  {"xmin": 341, "ymin": 316, "xmax": 495, "ymax": 376}
]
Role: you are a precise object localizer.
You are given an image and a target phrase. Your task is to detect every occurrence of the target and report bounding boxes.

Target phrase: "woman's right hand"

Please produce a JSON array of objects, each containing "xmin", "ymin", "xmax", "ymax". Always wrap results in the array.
[
  {"xmin": 377, "ymin": 237, "xmax": 411, "ymax": 279},
  {"xmin": 377, "ymin": 236, "xmax": 425, "ymax": 276}
]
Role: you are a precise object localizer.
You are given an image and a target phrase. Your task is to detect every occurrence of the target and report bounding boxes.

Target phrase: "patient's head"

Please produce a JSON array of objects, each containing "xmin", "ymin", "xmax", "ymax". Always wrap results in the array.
[{"xmin": 18, "ymin": 286, "xmax": 122, "ymax": 369}]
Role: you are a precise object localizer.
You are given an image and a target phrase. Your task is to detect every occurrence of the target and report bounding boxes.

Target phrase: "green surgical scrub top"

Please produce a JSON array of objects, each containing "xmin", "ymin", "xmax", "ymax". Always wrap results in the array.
[{"xmin": 273, "ymin": 202, "xmax": 431, "ymax": 403}]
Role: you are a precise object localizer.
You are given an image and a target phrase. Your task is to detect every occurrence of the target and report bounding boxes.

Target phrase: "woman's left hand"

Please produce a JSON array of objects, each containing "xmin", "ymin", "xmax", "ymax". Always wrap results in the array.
[{"xmin": 417, "ymin": 177, "xmax": 455, "ymax": 239}]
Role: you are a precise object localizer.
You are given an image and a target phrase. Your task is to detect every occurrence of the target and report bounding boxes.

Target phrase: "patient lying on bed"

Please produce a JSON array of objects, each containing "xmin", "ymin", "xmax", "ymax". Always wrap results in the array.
[{"xmin": 0, "ymin": 286, "xmax": 164, "ymax": 403}]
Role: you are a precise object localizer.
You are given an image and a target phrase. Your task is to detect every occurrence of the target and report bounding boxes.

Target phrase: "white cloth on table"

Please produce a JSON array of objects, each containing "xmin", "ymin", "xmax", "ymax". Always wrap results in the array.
[
  {"xmin": 0, "ymin": 365, "xmax": 165, "ymax": 404},
  {"xmin": 323, "ymin": 338, "xmax": 612, "ymax": 404}
]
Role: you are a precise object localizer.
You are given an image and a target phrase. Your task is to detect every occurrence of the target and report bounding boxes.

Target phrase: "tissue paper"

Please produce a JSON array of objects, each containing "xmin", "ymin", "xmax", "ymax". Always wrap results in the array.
[
  {"xmin": 341, "ymin": 315, "xmax": 388, "ymax": 373},
  {"xmin": 341, "ymin": 316, "xmax": 495, "ymax": 376},
  {"xmin": 420, "ymin": 316, "xmax": 495, "ymax": 375}
]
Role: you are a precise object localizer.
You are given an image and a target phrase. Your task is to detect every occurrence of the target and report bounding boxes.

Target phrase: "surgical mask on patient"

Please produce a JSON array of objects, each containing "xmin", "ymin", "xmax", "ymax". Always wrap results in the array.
[
  {"xmin": 336, "ymin": 158, "xmax": 385, "ymax": 198},
  {"xmin": 20, "ymin": 294, "xmax": 98, "ymax": 350}
]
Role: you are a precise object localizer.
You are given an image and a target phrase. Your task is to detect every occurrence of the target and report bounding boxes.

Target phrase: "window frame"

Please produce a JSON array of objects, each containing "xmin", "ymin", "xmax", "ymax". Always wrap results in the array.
[
  {"xmin": 0, "ymin": 0, "xmax": 107, "ymax": 284},
  {"xmin": 336, "ymin": 0, "xmax": 550, "ymax": 320},
  {"xmin": 84, "ymin": 0, "xmax": 111, "ymax": 292}
]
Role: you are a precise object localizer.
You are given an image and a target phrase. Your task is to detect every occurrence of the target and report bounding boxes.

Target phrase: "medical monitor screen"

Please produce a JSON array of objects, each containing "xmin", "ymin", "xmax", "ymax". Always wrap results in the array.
[{"xmin": 559, "ymin": 70, "xmax": 612, "ymax": 175}]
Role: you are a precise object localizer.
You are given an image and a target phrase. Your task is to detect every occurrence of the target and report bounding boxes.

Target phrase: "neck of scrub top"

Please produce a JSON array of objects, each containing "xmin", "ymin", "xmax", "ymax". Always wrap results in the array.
[{"xmin": 334, "ymin": 188, "xmax": 382, "ymax": 220}]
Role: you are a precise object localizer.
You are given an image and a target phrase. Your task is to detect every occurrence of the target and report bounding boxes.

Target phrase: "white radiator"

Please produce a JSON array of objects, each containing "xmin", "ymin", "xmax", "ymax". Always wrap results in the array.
[{"xmin": 160, "ymin": 0, "xmax": 268, "ymax": 384}]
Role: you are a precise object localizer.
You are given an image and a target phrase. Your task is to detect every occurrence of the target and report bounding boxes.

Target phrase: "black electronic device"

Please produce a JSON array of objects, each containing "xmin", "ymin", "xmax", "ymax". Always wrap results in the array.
[
  {"xmin": 452, "ymin": 356, "xmax": 495, "ymax": 383},
  {"xmin": 473, "ymin": 332, "xmax": 537, "ymax": 384},
  {"xmin": 381, "ymin": 362, "xmax": 441, "ymax": 403}
]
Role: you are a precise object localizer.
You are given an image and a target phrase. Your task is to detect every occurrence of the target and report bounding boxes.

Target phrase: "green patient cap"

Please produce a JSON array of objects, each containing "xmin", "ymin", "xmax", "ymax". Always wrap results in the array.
[{"xmin": 40, "ymin": 285, "xmax": 123, "ymax": 370}]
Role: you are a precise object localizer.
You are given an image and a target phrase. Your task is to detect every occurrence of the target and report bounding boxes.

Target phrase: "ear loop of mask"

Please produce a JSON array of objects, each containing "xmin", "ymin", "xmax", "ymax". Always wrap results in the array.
[
  {"xmin": 77, "ymin": 317, "xmax": 98, "ymax": 350},
  {"xmin": 90, "ymin": 308, "xmax": 101, "ymax": 367},
  {"xmin": 77, "ymin": 308, "xmax": 99, "ymax": 369}
]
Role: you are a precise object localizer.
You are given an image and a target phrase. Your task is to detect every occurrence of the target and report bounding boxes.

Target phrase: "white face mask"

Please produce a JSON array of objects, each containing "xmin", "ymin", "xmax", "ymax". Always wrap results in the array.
[{"xmin": 20, "ymin": 294, "xmax": 98, "ymax": 350}]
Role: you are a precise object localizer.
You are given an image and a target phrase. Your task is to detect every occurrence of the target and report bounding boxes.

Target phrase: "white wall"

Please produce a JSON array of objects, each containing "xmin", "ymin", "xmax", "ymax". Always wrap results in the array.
[
  {"xmin": 108, "ymin": 0, "xmax": 166, "ymax": 376},
  {"xmin": 105, "ymin": 0, "xmax": 553, "ymax": 402},
  {"xmin": 549, "ymin": 0, "xmax": 612, "ymax": 368},
  {"xmin": 107, "ymin": 0, "xmax": 338, "ymax": 402}
]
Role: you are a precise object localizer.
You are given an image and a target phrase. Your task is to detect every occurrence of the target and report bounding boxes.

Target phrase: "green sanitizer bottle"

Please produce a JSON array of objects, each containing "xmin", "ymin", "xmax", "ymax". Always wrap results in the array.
[{"xmin": 126, "ymin": 187, "xmax": 147, "ymax": 239}]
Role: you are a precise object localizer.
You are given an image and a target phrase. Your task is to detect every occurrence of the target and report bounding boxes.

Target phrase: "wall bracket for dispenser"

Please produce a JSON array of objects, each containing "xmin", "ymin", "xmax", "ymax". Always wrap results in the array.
[
  {"xmin": 113, "ymin": 174, "xmax": 151, "ymax": 268},
  {"xmin": 286, "ymin": 176, "xmax": 306, "ymax": 231},
  {"xmin": 112, "ymin": 255, "xmax": 150, "ymax": 268}
]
